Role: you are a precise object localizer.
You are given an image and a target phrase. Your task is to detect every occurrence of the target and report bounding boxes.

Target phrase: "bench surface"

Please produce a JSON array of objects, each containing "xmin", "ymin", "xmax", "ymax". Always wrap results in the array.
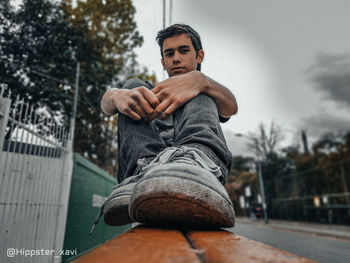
[{"xmin": 72, "ymin": 226, "xmax": 317, "ymax": 263}]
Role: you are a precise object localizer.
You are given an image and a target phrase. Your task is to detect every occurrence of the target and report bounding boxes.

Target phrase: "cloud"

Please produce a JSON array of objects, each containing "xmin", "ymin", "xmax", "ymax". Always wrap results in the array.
[
  {"xmin": 298, "ymin": 112, "xmax": 350, "ymax": 139},
  {"xmin": 307, "ymin": 53, "xmax": 350, "ymax": 107},
  {"xmin": 223, "ymin": 129, "xmax": 254, "ymax": 157}
]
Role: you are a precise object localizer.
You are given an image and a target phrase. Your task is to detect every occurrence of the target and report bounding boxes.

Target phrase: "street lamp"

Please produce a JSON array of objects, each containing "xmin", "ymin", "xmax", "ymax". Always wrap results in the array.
[
  {"xmin": 257, "ymin": 160, "xmax": 269, "ymax": 224},
  {"xmin": 235, "ymin": 133, "xmax": 269, "ymax": 224}
]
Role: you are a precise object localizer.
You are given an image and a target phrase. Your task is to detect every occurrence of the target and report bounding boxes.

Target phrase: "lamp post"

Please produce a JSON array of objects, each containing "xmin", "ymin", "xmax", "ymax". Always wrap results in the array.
[
  {"xmin": 235, "ymin": 133, "xmax": 269, "ymax": 224},
  {"xmin": 257, "ymin": 160, "xmax": 269, "ymax": 224}
]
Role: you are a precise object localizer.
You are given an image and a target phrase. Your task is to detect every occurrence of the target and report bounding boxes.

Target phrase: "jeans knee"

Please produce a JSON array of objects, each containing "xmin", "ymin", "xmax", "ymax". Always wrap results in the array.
[
  {"xmin": 181, "ymin": 94, "xmax": 218, "ymax": 115},
  {"xmin": 123, "ymin": 78, "xmax": 151, "ymax": 90}
]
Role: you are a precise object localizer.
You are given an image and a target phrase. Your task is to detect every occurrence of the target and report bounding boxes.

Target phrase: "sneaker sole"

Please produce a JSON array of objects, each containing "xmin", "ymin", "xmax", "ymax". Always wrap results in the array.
[
  {"xmin": 103, "ymin": 195, "xmax": 133, "ymax": 226},
  {"xmin": 130, "ymin": 171, "xmax": 235, "ymax": 228}
]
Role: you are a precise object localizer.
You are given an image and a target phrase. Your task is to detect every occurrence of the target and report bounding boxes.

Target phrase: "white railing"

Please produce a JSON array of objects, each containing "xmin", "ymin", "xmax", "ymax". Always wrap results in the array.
[{"xmin": 0, "ymin": 89, "xmax": 73, "ymax": 263}]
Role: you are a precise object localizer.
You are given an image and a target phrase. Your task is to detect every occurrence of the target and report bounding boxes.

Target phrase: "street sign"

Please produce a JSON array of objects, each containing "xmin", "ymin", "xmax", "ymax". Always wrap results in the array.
[
  {"xmin": 239, "ymin": 195, "xmax": 245, "ymax": 208},
  {"xmin": 245, "ymin": 186, "xmax": 251, "ymax": 197}
]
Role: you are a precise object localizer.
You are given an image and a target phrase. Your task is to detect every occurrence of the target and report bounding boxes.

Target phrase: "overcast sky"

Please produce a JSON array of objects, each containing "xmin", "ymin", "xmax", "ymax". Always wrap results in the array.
[
  {"xmin": 11, "ymin": 0, "xmax": 350, "ymax": 156},
  {"xmin": 132, "ymin": 0, "xmax": 350, "ymax": 156}
]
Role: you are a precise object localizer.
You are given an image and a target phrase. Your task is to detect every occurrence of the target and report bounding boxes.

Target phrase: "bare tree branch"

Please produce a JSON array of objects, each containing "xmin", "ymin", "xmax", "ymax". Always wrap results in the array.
[{"xmin": 247, "ymin": 122, "xmax": 284, "ymax": 160}]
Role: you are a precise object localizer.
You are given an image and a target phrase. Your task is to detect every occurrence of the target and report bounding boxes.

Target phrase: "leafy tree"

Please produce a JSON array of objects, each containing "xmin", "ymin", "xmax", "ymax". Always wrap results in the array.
[
  {"xmin": 1, "ymin": 0, "xmax": 155, "ymax": 173},
  {"xmin": 61, "ymin": 0, "xmax": 156, "ymax": 170},
  {"xmin": 230, "ymin": 120, "xmax": 350, "ymax": 220},
  {"xmin": 1, "ymin": 0, "xmax": 89, "ymax": 138},
  {"xmin": 61, "ymin": 0, "xmax": 144, "ymax": 81},
  {"xmin": 224, "ymin": 156, "xmax": 258, "ymax": 215},
  {"xmin": 269, "ymin": 130, "xmax": 350, "ymax": 220}
]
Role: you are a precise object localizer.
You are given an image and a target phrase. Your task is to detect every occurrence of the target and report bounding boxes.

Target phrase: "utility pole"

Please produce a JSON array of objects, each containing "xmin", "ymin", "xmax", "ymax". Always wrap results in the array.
[
  {"xmin": 258, "ymin": 161, "xmax": 269, "ymax": 224},
  {"xmin": 162, "ymin": 0, "xmax": 166, "ymax": 80},
  {"xmin": 70, "ymin": 62, "xmax": 80, "ymax": 151},
  {"xmin": 163, "ymin": 0, "xmax": 166, "ymax": 29},
  {"xmin": 169, "ymin": 0, "xmax": 173, "ymax": 25},
  {"xmin": 301, "ymin": 130, "xmax": 309, "ymax": 154},
  {"xmin": 235, "ymin": 133, "xmax": 269, "ymax": 224}
]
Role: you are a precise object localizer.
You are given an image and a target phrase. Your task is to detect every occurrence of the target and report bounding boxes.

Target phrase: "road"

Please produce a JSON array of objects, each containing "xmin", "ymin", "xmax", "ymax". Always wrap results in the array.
[{"xmin": 228, "ymin": 222, "xmax": 350, "ymax": 263}]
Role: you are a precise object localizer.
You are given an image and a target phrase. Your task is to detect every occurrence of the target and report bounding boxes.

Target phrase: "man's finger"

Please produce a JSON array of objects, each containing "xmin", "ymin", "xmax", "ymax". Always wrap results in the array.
[
  {"xmin": 148, "ymin": 100, "xmax": 170, "ymax": 121},
  {"xmin": 130, "ymin": 102, "xmax": 148, "ymax": 120},
  {"xmin": 126, "ymin": 110, "xmax": 142, "ymax": 121},
  {"xmin": 151, "ymin": 83, "xmax": 161, "ymax": 94},
  {"xmin": 129, "ymin": 87, "xmax": 155, "ymax": 115},
  {"xmin": 160, "ymin": 103, "xmax": 177, "ymax": 120},
  {"xmin": 137, "ymin": 95, "xmax": 156, "ymax": 115},
  {"xmin": 141, "ymin": 88, "xmax": 160, "ymax": 109}
]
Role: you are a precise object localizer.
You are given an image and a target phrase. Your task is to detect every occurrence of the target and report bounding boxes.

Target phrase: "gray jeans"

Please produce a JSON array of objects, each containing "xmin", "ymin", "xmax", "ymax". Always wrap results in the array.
[{"xmin": 117, "ymin": 78, "xmax": 232, "ymax": 185}]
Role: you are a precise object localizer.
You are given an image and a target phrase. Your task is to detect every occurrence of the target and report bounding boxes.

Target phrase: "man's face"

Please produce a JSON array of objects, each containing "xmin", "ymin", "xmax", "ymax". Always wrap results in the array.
[{"xmin": 161, "ymin": 33, "xmax": 204, "ymax": 77}]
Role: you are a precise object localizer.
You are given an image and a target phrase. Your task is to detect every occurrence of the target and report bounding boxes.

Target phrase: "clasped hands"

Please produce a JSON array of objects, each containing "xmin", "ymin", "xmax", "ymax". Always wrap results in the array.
[{"xmin": 113, "ymin": 71, "xmax": 208, "ymax": 122}]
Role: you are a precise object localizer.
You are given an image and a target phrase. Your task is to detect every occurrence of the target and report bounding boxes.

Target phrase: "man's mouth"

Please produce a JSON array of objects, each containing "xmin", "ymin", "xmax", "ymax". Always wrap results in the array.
[{"xmin": 172, "ymin": 67, "xmax": 185, "ymax": 72}]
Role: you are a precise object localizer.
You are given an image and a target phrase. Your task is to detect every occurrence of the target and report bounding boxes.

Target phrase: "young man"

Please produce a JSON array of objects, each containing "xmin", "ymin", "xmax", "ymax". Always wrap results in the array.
[{"xmin": 91, "ymin": 24, "xmax": 238, "ymax": 232}]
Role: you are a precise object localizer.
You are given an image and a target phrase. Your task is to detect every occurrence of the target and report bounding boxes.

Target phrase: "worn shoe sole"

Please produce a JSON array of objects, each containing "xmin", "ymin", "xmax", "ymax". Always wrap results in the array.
[
  {"xmin": 104, "ymin": 193, "xmax": 133, "ymax": 226},
  {"xmin": 129, "ymin": 164, "xmax": 235, "ymax": 228}
]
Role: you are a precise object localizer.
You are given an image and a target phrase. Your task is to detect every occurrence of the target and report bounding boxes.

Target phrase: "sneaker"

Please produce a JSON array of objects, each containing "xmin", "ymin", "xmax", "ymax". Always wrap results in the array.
[
  {"xmin": 102, "ymin": 175, "xmax": 138, "ymax": 226},
  {"xmin": 129, "ymin": 146, "xmax": 235, "ymax": 228},
  {"xmin": 89, "ymin": 160, "xmax": 148, "ymax": 234}
]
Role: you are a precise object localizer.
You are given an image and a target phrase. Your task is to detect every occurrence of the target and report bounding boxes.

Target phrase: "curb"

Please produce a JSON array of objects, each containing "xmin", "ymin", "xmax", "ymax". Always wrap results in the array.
[{"xmin": 235, "ymin": 217, "xmax": 350, "ymax": 241}]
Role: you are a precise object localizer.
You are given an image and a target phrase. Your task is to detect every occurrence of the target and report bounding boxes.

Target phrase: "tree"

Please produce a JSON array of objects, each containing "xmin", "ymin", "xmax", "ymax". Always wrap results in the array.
[
  {"xmin": 246, "ymin": 122, "xmax": 284, "ymax": 161},
  {"xmin": 1, "ymin": 0, "xmax": 88, "ymax": 139},
  {"xmin": 230, "ymin": 121, "xmax": 350, "ymax": 220},
  {"xmin": 61, "ymin": 0, "xmax": 145, "ymax": 81},
  {"xmin": 1, "ymin": 0, "xmax": 155, "ymax": 173},
  {"xmin": 225, "ymin": 156, "xmax": 258, "ymax": 216},
  {"xmin": 61, "ymin": 0, "xmax": 156, "ymax": 170}
]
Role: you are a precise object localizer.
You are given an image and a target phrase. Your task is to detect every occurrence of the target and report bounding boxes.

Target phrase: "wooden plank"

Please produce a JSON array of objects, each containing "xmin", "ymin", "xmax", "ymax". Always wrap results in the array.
[
  {"xmin": 71, "ymin": 226, "xmax": 201, "ymax": 263},
  {"xmin": 71, "ymin": 227, "xmax": 318, "ymax": 263},
  {"xmin": 188, "ymin": 230, "xmax": 317, "ymax": 263}
]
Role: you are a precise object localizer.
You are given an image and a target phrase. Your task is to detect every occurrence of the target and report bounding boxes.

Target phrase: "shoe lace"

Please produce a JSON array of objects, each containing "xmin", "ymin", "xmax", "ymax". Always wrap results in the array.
[
  {"xmin": 140, "ymin": 146, "xmax": 222, "ymax": 178},
  {"xmin": 89, "ymin": 174, "xmax": 143, "ymax": 235}
]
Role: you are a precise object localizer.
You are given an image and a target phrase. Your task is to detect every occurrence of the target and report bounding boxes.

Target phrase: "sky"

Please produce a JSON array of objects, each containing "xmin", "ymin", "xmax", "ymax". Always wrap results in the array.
[
  {"xmin": 9, "ymin": 0, "xmax": 350, "ymax": 156},
  {"xmin": 132, "ymin": 0, "xmax": 350, "ymax": 156}
]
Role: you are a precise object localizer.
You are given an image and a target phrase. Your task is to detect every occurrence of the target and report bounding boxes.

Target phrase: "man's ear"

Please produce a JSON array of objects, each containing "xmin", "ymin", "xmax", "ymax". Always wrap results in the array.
[
  {"xmin": 161, "ymin": 58, "xmax": 165, "ymax": 69},
  {"xmin": 197, "ymin": 49, "xmax": 204, "ymax": 64}
]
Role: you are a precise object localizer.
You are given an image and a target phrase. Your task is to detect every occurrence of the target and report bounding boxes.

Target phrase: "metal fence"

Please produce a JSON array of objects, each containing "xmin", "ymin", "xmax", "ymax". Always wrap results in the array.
[
  {"xmin": 0, "ymin": 89, "xmax": 73, "ymax": 263},
  {"xmin": 266, "ymin": 160, "xmax": 350, "ymax": 225}
]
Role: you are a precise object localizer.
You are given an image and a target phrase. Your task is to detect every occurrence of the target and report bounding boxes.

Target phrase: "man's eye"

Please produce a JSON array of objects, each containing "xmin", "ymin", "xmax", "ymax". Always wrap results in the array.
[
  {"xmin": 179, "ymin": 49, "xmax": 189, "ymax": 54},
  {"xmin": 165, "ymin": 52, "xmax": 174, "ymax": 57}
]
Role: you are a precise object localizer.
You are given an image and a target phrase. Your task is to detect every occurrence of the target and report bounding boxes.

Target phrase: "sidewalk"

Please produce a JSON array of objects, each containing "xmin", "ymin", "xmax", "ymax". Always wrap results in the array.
[{"xmin": 235, "ymin": 217, "xmax": 350, "ymax": 240}]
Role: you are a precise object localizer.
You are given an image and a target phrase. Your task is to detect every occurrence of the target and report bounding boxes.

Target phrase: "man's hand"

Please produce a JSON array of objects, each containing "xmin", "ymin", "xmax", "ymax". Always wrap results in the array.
[
  {"xmin": 101, "ymin": 87, "xmax": 160, "ymax": 120},
  {"xmin": 149, "ymin": 71, "xmax": 208, "ymax": 121},
  {"xmin": 101, "ymin": 71, "xmax": 237, "ymax": 122}
]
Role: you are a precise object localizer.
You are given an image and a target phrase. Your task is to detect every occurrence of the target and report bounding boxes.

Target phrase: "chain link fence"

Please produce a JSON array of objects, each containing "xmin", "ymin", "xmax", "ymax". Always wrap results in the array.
[{"xmin": 266, "ymin": 160, "xmax": 350, "ymax": 225}]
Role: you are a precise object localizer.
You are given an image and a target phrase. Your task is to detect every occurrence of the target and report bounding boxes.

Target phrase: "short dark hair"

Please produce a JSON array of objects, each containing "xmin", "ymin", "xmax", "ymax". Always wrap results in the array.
[{"xmin": 156, "ymin": 24, "xmax": 203, "ymax": 71}]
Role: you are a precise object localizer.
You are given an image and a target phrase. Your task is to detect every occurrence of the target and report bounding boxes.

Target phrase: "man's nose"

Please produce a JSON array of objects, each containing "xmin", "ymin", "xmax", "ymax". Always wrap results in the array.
[{"xmin": 172, "ymin": 51, "xmax": 181, "ymax": 64}]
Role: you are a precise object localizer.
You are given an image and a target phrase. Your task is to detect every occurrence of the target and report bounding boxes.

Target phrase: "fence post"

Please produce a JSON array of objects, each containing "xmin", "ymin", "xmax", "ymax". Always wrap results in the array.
[
  {"xmin": 52, "ymin": 62, "xmax": 79, "ymax": 262},
  {"xmin": 0, "ymin": 97, "xmax": 11, "ymax": 151},
  {"xmin": 340, "ymin": 162, "xmax": 349, "ymax": 195},
  {"xmin": 53, "ymin": 136, "xmax": 74, "ymax": 263},
  {"xmin": 340, "ymin": 162, "xmax": 350, "ymax": 215}
]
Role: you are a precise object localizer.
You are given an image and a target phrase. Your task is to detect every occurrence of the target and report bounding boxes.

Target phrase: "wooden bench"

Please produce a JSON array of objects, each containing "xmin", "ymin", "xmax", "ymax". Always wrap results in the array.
[{"xmin": 71, "ymin": 226, "xmax": 316, "ymax": 263}]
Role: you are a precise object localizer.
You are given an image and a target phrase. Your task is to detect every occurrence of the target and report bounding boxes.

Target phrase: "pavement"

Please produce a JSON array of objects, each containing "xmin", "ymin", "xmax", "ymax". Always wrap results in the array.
[{"xmin": 235, "ymin": 217, "xmax": 350, "ymax": 241}]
